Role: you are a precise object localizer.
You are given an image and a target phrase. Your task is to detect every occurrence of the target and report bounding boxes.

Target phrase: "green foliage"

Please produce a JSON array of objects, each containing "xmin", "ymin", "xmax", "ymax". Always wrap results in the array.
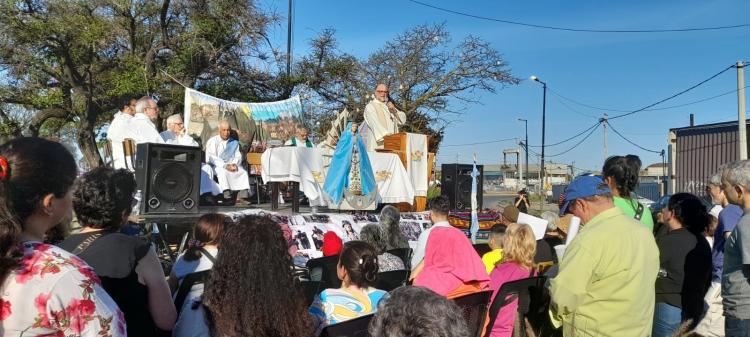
[{"xmin": 0, "ymin": 0, "xmax": 283, "ymax": 167}]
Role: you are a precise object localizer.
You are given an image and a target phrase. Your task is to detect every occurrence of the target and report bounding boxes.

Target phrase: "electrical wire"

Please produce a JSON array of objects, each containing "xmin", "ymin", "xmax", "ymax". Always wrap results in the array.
[
  {"xmin": 605, "ymin": 120, "xmax": 663, "ymax": 154},
  {"xmin": 406, "ymin": 0, "xmax": 750, "ymax": 33},
  {"xmin": 554, "ymin": 96, "xmax": 600, "ymax": 119},
  {"xmin": 550, "ymin": 83, "xmax": 749, "ymax": 114},
  {"xmin": 441, "ymin": 137, "xmax": 517, "ymax": 147},
  {"xmin": 608, "ymin": 65, "xmax": 736, "ymax": 119},
  {"xmin": 545, "ymin": 122, "xmax": 601, "ymax": 157},
  {"xmin": 528, "ymin": 120, "xmax": 602, "ymax": 147}
]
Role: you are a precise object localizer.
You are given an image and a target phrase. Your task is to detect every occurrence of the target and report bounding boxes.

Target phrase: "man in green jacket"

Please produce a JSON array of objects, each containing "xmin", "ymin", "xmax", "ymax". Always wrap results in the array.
[{"xmin": 551, "ymin": 176, "xmax": 659, "ymax": 336}]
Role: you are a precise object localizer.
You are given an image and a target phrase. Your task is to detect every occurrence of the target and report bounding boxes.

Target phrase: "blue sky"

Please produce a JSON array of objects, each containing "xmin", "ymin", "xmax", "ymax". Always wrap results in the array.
[{"xmin": 262, "ymin": 0, "xmax": 750, "ymax": 171}]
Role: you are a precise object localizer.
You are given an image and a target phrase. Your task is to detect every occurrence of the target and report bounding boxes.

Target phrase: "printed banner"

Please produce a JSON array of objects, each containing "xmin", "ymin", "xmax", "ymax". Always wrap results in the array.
[
  {"xmin": 183, "ymin": 88, "xmax": 304, "ymax": 146},
  {"xmin": 221, "ymin": 209, "xmax": 432, "ymax": 261}
]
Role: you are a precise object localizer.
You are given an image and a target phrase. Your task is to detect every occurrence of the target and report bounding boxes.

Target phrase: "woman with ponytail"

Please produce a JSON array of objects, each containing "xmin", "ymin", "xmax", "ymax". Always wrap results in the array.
[
  {"xmin": 0, "ymin": 137, "xmax": 125, "ymax": 336},
  {"xmin": 309, "ymin": 241, "xmax": 387, "ymax": 335},
  {"xmin": 602, "ymin": 154, "xmax": 655, "ymax": 231},
  {"xmin": 653, "ymin": 193, "xmax": 712, "ymax": 337}
]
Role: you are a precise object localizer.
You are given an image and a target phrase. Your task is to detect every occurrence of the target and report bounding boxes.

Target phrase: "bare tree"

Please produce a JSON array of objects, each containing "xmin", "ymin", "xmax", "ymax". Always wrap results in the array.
[{"xmin": 297, "ymin": 23, "xmax": 519, "ymax": 151}]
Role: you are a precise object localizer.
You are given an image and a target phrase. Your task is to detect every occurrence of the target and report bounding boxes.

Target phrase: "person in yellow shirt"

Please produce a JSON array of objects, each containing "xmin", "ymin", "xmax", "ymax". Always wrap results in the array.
[
  {"xmin": 551, "ymin": 175, "xmax": 659, "ymax": 337},
  {"xmin": 482, "ymin": 224, "xmax": 506, "ymax": 274}
]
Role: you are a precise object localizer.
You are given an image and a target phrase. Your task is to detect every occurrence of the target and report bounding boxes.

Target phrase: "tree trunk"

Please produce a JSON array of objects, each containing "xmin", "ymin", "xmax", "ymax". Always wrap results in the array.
[{"xmin": 77, "ymin": 119, "xmax": 103, "ymax": 170}]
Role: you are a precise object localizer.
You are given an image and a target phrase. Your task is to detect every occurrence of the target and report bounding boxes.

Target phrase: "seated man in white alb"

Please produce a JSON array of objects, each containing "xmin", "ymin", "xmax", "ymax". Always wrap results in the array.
[
  {"xmin": 160, "ymin": 114, "xmax": 222, "ymax": 198},
  {"xmin": 205, "ymin": 120, "xmax": 251, "ymax": 201},
  {"xmin": 107, "ymin": 98, "xmax": 136, "ymax": 169},
  {"xmin": 284, "ymin": 127, "xmax": 313, "ymax": 148},
  {"xmin": 362, "ymin": 83, "xmax": 406, "ymax": 152}
]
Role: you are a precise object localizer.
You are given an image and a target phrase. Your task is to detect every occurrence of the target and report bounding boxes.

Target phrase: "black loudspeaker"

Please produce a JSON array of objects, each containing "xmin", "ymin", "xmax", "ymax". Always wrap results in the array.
[
  {"xmin": 441, "ymin": 163, "xmax": 483, "ymax": 211},
  {"xmin": 135, "ymin": 143, "xmax": 201, "ymax": 214}
]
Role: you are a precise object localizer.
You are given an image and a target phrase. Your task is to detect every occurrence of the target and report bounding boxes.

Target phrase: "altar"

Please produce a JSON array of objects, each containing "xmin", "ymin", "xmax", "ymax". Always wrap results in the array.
[{"xmin": 259, "ymin": 147, "xmax": 417, "ymax": 210}]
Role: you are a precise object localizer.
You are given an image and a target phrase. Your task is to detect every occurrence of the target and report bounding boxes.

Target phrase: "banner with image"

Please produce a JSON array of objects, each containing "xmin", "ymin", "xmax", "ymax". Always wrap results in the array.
[{"xmin": 183, "ymin": 88, "xmax": 304, "ymax": 146}]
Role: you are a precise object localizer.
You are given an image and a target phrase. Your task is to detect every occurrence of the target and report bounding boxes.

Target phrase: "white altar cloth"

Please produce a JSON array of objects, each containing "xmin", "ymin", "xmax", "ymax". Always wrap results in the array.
[{"xmin": 261, "ymin": 147, "xmax": 415, "ymax": 206}]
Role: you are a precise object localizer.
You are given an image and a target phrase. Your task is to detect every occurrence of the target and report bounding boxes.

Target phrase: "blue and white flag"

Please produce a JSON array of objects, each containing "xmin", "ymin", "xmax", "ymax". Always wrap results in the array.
[{"xmin": 470, "ymin": 153, "xmax": 479, "ymax": 243}]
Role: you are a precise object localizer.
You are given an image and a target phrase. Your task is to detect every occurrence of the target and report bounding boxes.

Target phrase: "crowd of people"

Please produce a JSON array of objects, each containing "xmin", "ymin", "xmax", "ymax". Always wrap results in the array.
[{"xmin": 2, "ymin": 134, "xmax": 750, "ymax": 337}]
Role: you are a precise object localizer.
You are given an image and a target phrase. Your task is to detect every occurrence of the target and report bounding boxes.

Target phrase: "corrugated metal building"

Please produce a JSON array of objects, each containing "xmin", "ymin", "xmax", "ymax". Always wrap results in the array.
[{"xmin": 669, "ymin": 121, "xmax": 747, "ymax": 195}]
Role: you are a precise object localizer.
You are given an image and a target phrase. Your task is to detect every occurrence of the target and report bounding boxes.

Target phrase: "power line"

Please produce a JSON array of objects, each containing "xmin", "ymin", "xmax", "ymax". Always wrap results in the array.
[
  {"xmin": 545, "ymin": 122, "xmax": 601, "ymax": 157},
  {"xmin": 550, "ymin": 82, "xmax": 748, "ymax": 114},
  {"xmin": 441, "ymin": 137, "xmax": 517, "ymax": 147},
  {"xmin": 406, "ymin": 0, "xmax": 750, "ymax": 33},
  {"xmin": 528, "ymin": 121, "xmax": 602, "ymax": 147},
  {"xmin": 553, "ymin": 96, "xmax": 601, "ymax": 119},
  {"xmin": 608, "ymin": 65, "xmax": 736, "ymax": 119},
  {"xmin": 605, "ymin": 120, "xmax": 662, "ymax": 154}
]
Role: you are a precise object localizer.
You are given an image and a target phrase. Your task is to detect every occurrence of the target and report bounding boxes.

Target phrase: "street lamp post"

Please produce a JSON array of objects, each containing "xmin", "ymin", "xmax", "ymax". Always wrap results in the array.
[
  {"xmin": 530, "ymin": 75, "xmax": 547, "ymax": 211},
  {"xmin": 518, "ymin": 118, "xmax": 529, "ymax": 188}
]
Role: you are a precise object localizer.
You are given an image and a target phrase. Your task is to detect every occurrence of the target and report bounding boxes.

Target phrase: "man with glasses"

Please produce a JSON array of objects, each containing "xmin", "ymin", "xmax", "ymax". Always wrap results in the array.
[
  {"xmin": 160, "ymin": 113, "xmax": 222, "ymax": 202},
  {"xmin": 107, "ymin": 98, "xmax": 137, "ymax": 169},
  {"xmin": 550, "ymin": 175, "xmax": 659, "ymax": 337},
  {"xmin": 128, "ymin": 96, "xmax": 164, "ymax": 145},
  {"xmin": 362, "ymin": 83, "xmax": 406, "ymax": 151},
  {"xmin": 160, "ymin": 114, "xmax": 197, "ymax": 146}
]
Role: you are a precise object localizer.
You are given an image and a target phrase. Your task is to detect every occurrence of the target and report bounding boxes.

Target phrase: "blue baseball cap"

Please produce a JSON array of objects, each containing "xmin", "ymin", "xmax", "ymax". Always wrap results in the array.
[{"xmin": 559, "ymin": 176, "xmax": 612, "ymax": 216}]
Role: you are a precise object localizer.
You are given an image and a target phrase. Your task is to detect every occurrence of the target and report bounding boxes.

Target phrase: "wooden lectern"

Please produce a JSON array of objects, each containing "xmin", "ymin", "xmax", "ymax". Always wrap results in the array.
[{"xmin": 381, "ymin": 133, "xmax": 435, "ymax": 212}]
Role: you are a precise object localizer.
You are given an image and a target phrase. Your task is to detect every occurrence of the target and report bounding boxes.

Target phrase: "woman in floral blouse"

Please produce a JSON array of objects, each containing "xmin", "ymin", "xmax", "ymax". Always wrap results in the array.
[{"xmin": 0, "ymin": 137, "xmax": 125, "ymax": 336}]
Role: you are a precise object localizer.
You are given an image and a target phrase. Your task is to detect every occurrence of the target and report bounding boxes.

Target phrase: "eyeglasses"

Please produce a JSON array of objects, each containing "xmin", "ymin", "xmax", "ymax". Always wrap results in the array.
[{"xmin": 376, "ymin": 90, "xmax": 389, "ymax": 93}]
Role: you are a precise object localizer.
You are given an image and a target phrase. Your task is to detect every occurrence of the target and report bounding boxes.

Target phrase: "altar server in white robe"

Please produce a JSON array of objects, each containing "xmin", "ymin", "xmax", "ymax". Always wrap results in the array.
[
  {"xmin": 128, "ymin": 96, "xmax": 164, "ymax": 145},
  {"xmin": 107, "ymin": 98, "xmax": 136, "ymax": 169},
  {"xmin": 205, "ymin": 120, "xmax": 250, "ymax": 196},
  {"xmin": 362, "ymin": 83, "xmax": 406, "ymax": 152},
  {"xmin": 160, "ymin": 114, "xmax": 222, "ymax": 196}
]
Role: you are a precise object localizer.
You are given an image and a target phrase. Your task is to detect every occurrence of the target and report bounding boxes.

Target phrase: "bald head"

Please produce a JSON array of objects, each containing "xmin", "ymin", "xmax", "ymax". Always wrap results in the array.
[
  {"xmin": 375, "ymin": 84, "xmax": 388, "ymax": 103},
  {"xmin": 218, "ymin": 120, "xmax": 232, "ymax": 140}
]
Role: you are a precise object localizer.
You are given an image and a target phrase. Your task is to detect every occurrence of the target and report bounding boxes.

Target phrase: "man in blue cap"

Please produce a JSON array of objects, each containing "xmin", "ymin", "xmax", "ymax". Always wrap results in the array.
[{"xmin": 550, "ymin": 175, "xmax": 659, "ymax": 337}]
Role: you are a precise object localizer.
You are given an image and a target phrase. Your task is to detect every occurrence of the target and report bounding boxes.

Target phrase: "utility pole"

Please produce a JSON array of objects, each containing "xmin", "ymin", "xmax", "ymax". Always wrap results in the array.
[
  {"xmin": 738, "ymin": 61, "xmax": 747, "ymax": 160},
  {"xmin": 601, "ymin": 114, "xmax": 608, "ymax": 161},
  {"xmin": 518, "ymin": 118, "xmax": 529, "ymax": 188},
  {"xmin": 286, "ymin": 0, "xmax": 293, "ymax": 78}
]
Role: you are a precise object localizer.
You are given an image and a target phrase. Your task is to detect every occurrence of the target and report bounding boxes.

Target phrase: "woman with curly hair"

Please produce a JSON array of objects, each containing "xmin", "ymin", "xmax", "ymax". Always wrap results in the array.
[
  {"xmin": 378, "ymin": 205, "xmax": 409, "ymax": 250},
  {"xmin": 368, "ymin": 286, "xmax": 470, "ymax": 337},
  {"xmin": 0, "ymin": 137, "xmax": 125, "ymax": 336},
  {"xmin": 203, "ymin": 215, "xmax": 312, "ymax": 337},
  {"xmin": 168, "ymin": 213, "xmax": 228, "ymax": 337},
  {"xmin": 309, "ymin": 241, "xmax": 387, "ymax": 335},
  {"xmin": 59, "ymin": 167, "xmax": 176, "ymax": 335}
]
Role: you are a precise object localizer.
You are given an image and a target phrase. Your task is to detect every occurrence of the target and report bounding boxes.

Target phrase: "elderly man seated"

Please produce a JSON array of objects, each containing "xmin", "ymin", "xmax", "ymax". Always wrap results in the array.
[
  {"xmin": 205, "ymin": 120, "xmax": 250, "ymax": 202},
  {"xmin": 160, "ymin": 113, "xmax": 222, "ymax": 200}
]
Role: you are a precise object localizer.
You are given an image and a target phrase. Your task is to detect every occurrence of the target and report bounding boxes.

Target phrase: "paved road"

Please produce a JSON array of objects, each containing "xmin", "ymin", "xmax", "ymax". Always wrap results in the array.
[{"xmin": 482, "ymin": 193, "xmax": 560, "ymax": 215}]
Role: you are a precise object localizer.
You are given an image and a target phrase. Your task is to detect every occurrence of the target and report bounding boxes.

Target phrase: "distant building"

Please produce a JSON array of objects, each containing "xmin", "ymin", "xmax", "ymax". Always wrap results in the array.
[
  {"xmin": 640, "ymin": 163, "xmax": 668, "ymax": 184},
  {"xmin": 668, "ymin": 120, "xmax": 748, "ymax": 195}
]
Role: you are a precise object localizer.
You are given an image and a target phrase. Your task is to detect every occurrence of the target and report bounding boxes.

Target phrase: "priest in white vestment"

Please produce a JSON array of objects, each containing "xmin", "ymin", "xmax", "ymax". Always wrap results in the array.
[
  {"xmin": 128, "ymin": 97, "xmax": 164, "ymax": 145},
  {"xmin": 362, "ymin": 84, "xmax": 406, "ymax": 152},
  {"xmin": 284, "ymin": 128, "xmax": 313, "ymax": 148},
  {"xmin": 160, "ymin": 114, "xmax": 222, "ymax": 197},
  {"xmin": 107, "ymin": 98, "xmax": 136, "ymax": 170},
  {"xmin": 205, "ymin": 120, "xmax": 250, "ymax": 197}
]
